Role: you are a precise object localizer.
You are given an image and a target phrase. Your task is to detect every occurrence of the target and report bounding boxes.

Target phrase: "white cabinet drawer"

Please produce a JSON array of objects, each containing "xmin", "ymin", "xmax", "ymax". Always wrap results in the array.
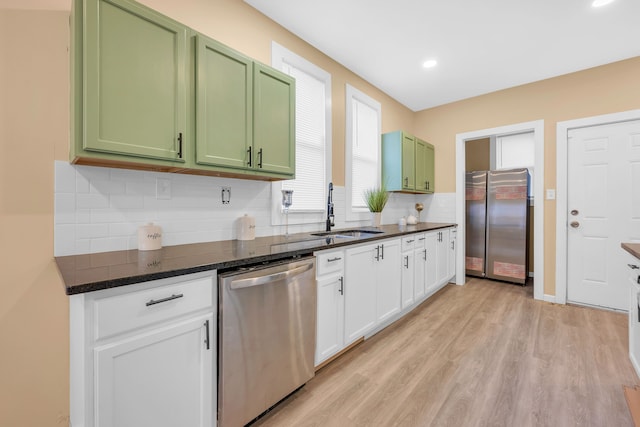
[
  {"xmin": 94, "ymin": 275, "xmax": 214, "ymax": 340},
  {"xmin": 401, "ymin": 235, "xmax": 416, "ymax": 252},
  {"xmin": 414, "ymin": 233, "xmax": 426, "ymax": 249},
  {"xmin": 316, "ymin": 250, "xmax": 345, "ymax": 276}
]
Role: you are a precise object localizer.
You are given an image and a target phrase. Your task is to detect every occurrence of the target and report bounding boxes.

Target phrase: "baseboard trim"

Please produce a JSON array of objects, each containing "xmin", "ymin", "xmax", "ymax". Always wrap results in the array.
[{"xmin": 543, "ymin": 294, "xmax": 556, "ymax": 303}]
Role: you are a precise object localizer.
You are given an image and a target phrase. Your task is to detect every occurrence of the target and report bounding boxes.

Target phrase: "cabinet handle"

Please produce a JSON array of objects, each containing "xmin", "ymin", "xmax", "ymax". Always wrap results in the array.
[
  {"xmin": 425, "ymin": 181, "xmax": 428, "ymax": 190},
  {"xmin": 630, "ymin": 264, "xmax": 640, "ymax": 270},
  {"xmin": 423, "ymin": 249, "xmax": 427, "ymax": 261},
  {"xmin": 407, "ymin": 239, "xmax": 414, "ymax": 244},
  {"xmin": 204, "ymin": 319, "xmax": 210, "ymax": 350},
  {"xmin": 375, "ymin": 245, "xmax": 380, "ymax": 261},
  {"xmin": 404, "ymin": 177, "xmax": 408, "ymax": 187},
  {"xmin": 258, "ymin": 148, "xmax": 263, "ymax": 168},
  {"xmin": 404, "ymin": 255, "xmax": 409, "ymax": 269},
  {"xmin": 339, "ymin": 276, "xmax": 344, "ymax": 295},
  {"xmin": 247, "ymin": 146, "xmax": 252, "ymax": 167},
  {"xmin": 451, "ymin": 241, "xmax": 455, "ymax": 250},
  {"xmin": 177, "ymin": 133, "xmax": 183, "ymax": 158},
  {"xmin": 328, "ymin": 257, "xmax": 342, "ymax": 262},
  {"xmin": 380, "ymin": 244, "xmax": 385, "ymax": 260},
  {"xmin": 419, "ymin": 237, "xmax": 425, "ymax": 241},
  {"xmin": 145, "ymin": 293, "xmax": 183, "ymax": 307}
]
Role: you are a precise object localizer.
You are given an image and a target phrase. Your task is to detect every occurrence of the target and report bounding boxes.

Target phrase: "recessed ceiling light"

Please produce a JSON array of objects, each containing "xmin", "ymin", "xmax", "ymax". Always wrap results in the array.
[
  {"xmin": 592, "ymin": 0, "xmax": 615, "ymax": 7},
  {"xmin": 423, "ymin": 59, "xmax": 438, "ymax": 69}
]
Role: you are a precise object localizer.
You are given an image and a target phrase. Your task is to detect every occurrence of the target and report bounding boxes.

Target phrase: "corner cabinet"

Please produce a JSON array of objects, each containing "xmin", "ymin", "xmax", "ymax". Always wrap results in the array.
[
  {"xmin": 194, "ymin": 36, "xmax": 295, "ymax": 179},
  {"xmin": 69, "ymin": 271, "xmax": 217, "ymax": 427},
  {"xmin": 72, "ymin": 0, "xmax": 295, "ymax": 180},
  {"xmin": 382, "ymin": 130, "xmax": 435, "ymax": 194}
]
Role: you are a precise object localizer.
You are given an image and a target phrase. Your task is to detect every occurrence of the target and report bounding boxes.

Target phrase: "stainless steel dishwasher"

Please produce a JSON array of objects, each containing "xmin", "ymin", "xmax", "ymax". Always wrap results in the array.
[{"xmin": 218, "ymin": 256, "xmax": 317, "ymax": 427}]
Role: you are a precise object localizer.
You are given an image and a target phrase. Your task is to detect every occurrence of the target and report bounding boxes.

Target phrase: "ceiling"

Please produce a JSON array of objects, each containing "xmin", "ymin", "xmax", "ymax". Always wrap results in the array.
[{"xmin": 244, "ymin": 0, "xmax": 640, "ymax": 111}]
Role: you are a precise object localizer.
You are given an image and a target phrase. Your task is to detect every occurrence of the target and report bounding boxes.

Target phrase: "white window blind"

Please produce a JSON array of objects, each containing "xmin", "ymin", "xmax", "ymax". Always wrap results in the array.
[
  {"xmin": 280, "ymin": 62, "xmax": 326, "ymax": 212},
  {"xmin": 345, "ymin": 84, "xmax": 381, "ymax": 220},
  {"xmin": 351, "ymin": 98, "xmax": 379, "ymax": 209}
]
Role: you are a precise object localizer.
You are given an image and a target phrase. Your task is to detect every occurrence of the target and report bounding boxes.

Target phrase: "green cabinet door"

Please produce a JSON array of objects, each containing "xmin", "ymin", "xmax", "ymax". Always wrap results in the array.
[
  {"xmin": 253, "ymin": 63, "xmax": 295, "ymax": 177},
  {"xmin": 195, "ymin": 36, "xmax": 252, "ymax": 170},
  {"xmin": 401, "ymin": 133, "xmax": 415, "ymax": 190},
  {"xmin": 415, "ymin": 138, "xmax": 427, "ymax": 193},
  {"xmin": 83, "ymin": 0, "xmax": 187, "ymax": 162},
  {"xmin": 424, "ymin": 143, "xmax": 435, "ymax": 193}
]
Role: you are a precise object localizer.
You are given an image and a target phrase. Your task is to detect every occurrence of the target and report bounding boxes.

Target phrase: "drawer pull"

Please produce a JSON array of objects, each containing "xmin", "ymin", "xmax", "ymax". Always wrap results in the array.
[
  {"xmin": 629, "ymin": 264, "xmax": 640, "ymax": 270},
  {"xmin": 406, "ymin": 239, "xmax": 414, "ymax": 243},
  {"xmin": 145, "ymin": 293, "xmax": 184, "ymax": 307},
  {"xmin": 327, "ymin": 257, "xmax": 342, "ymax": 262}
]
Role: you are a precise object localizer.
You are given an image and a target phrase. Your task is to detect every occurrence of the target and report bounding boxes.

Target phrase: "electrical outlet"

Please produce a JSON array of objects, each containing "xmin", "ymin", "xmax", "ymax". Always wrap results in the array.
[
  {"xmin": 221, "ymin": 187, "xmax": 231, "ymax": 204},
  {"xmin": 156, "ymin": 178, "xmax": 171, "ymax": 200},
  {"xmin": 546, "ymin": 189, "xmax": 556, "ymax": 200}
]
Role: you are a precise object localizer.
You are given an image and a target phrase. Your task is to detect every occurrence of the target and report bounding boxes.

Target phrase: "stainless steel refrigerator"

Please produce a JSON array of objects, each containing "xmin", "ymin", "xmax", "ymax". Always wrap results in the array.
[{"xmin": 465, "ymin": 168, "xmax": 529, "ymax": 285}]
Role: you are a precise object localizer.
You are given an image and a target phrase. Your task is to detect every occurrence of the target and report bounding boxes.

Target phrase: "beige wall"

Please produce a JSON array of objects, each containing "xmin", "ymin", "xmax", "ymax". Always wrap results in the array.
[
  {"xmin": 0, "ymin": 10, "xmax": 70, "ymax": 427},
  {"xmin": 414, "ymin": 56, "xmax": 640, "ymax": 295},
  {"xmin": 465, "ymin": 137, "xmax": 490, "ymax": 171}
]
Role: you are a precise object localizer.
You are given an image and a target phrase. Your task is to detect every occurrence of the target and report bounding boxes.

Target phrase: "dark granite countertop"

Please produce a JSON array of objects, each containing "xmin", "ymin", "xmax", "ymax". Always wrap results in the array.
[
  {"xmin": 56, "ymin": 222, "xmax": 456, "ymax": 295},
  {"xmin": 622, "ymin": 243, "xmax": 640, "ymax": 260}
]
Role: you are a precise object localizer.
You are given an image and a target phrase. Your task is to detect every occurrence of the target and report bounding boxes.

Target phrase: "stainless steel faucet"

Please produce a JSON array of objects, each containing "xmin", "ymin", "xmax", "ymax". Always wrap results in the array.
[{"xmin": 326, "ymin": 182, "xmax": 335, "ymax": 232}]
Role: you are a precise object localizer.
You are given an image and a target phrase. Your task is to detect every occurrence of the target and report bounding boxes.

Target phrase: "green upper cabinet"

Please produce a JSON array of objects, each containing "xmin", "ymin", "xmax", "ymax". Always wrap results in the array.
[
  {"xmin": 401, "ymin": 133, "xmax": 416, "ymax": 190},
  {"xmin": 77, "ymin": 0, "xmax": 188, "ymax": 164},
  {"xmin": 195, "ymin": 36, "xmax": 252, "ymax": 170},
  {"xmin": 72, "ymin": 0, "xmax": 295, "ymax": 180},
  {"xmin": 382, "ymin": 131, "xmax": 435, "ymax": 194},
  {"xmin": 424, "ymin": 142, "xmax": 435, "ymax": 193},
  {"xmin": 253, "ymin": 64, "xmax": 295, "ymax": 177},
  {"xmin": 415, "ymin": 138, "xmax": 427, "ymax": 191}
]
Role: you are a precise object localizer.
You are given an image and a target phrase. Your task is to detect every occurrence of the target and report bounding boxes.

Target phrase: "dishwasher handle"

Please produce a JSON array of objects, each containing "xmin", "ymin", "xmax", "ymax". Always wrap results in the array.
[{"xmin": 229, "ymin": 262, "xmax": 314, "ymax": 290}]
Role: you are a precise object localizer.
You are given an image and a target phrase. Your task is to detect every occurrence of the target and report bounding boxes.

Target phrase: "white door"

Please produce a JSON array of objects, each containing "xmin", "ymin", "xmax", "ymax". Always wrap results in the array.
[
  {"xmin": 376, "ymin": 239, "xmax": 402, "ymax": 322},
  {"xmin": 401, "ymin": 251, "xmax": 415, "ymax": 309},
  {"xmin": 315, "ymin": 273, "xmax": 344, "ymax": 365},
  {"xmin": 567, "ymin": 120, "xmax": 640, "ymax": 310},
  {"xmin": 95, "ymin": 314, "xmax": 214, "ymax": 427},
  {"xmin": 425, "ymin": 232, "xmax": 438, "ymax": 293},
  {"xmin": 344, "ymin": 243, "xmax": 377, "ymax": 344}
]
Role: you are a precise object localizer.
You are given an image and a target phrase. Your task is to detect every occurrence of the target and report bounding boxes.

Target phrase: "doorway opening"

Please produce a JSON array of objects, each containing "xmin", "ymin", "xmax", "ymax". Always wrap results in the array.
[{"xmin": 455, "ymin": 120, "xmax": 544, "ymax": 301}]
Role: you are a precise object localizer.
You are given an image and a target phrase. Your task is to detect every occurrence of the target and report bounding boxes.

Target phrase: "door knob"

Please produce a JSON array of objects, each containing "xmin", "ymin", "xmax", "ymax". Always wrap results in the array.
[
  {"xmin": 570, "ymin": 209, "xmax": 579, "ymax": 216},
  {"xmin": 570, "ymin": 221, "xmax": 580, "ymax": 228}
]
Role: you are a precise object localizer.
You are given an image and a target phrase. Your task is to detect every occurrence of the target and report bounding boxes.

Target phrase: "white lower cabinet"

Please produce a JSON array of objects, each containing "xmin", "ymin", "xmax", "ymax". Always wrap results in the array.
[
  {"xmin": 448, "ymin": 228, "xmax": 457, "ymax": 280},
  {"xmin": 435, "ymin": 228, "xmax": 450, "ymax": 286},
  {"xmin": 343, "ymin": 243, "xmax": 379, "ymax": 344},
  {"xmin": 315, "ymin": 249, "xmax": 345, "ymax": 366},
  {"xmin": 70, "ymin": 271, "xmax": 216, "ymax": 427},
  {"xmin": 425, "ymin": 231, "xmax": 438, "ymax": 294},
  {"xmin": 414, "ymin": 234, "xmax": 427, "ymax": 300},
  {"xmin": 401, "ymin": 235, "xmax": 416, "ymax": 309}
]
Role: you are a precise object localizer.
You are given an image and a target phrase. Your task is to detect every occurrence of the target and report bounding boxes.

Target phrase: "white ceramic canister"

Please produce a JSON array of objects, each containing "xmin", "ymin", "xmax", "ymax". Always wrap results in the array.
[
  {"xmin": 138, "ymin": 223, "xmax": 163, "ymax": 251},
  {"xmin": 237, "ymin": 214, "xmax": 256, "ymax": 241}
]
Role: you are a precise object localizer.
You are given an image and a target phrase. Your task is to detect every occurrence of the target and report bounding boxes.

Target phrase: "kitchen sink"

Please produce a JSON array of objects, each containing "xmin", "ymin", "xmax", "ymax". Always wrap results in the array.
[{"xmin": 310, "ymin": 229, "xmax": 384, "ymax": 239}]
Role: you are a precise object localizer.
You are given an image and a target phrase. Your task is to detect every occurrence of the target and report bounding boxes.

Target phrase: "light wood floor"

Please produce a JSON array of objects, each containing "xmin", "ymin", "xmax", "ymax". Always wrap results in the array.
[{"xmin": 254, "ymin": 278, "xmax": 639, "ymax": 427}]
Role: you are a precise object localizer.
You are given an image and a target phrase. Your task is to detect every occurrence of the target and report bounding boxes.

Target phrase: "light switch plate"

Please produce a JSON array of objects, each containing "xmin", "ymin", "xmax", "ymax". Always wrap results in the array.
[{"xmin": 546, "ymin": 189, "xmax": 556, "ymax": 200}]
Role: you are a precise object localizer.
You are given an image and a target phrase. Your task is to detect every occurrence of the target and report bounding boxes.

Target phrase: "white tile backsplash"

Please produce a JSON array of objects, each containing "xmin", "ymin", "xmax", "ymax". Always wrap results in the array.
[{"xmin": 54, "ymin": 161, "xmax": 458, "ymax": 256}]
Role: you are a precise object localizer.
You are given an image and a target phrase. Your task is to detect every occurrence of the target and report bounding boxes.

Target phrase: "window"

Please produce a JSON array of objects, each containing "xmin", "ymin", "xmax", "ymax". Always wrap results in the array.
[
  {"xmin": 345, "ymin": 84, "xmax": 381, "ymax": 221},
  {"xmin": 271, "ymin": 42, "xmax": 331, "ymax": 224},
  {"xmin": 493, "ymin": 131, "xmax": 535, "ymax": 199}
]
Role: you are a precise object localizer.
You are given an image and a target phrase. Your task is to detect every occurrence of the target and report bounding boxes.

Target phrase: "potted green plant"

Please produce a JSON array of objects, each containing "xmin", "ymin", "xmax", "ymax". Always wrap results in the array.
[{"xmin": 363, "ymin": 185, "xmax": 389, "ymax": 227}]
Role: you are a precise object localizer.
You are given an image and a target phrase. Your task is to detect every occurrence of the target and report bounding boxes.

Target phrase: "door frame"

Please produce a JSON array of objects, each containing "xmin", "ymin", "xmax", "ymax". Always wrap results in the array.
[
  {"xmin": 555, "ymin": 109, "xmax": 640, "ymax": 305},
  {"xmin": 455, "ymin": 120, "xmax": 544, "ymax": 301}
]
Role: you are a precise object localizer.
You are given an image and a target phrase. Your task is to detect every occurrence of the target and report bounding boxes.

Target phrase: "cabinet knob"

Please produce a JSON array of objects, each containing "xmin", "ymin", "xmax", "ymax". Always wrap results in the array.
[{"xmin": 570, "ymin": 221, "xmax": 580, "ymax": 228}]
